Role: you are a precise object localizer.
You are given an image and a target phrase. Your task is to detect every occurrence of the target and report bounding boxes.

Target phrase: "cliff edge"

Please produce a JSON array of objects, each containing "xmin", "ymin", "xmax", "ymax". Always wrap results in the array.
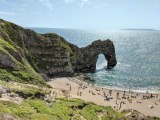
[{"xmin": 0, "ymin": 19, "xmax": 117, "ymax": 84}]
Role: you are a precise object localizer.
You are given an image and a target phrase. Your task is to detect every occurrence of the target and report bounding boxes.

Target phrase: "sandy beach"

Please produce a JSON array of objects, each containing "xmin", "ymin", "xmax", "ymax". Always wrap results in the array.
[{"xmin": 47, "ymin": 77, "xmax": 160, "ymax": 117}]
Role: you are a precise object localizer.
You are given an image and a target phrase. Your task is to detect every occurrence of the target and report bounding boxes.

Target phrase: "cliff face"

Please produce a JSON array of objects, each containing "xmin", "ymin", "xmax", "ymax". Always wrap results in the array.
[
  {"xmin": 71, "ymin": 40, "xmax": 117, "ymax": 72},
  {"xmin": 0, "ymin": 19, "xmax": 117, "ymax": 84}
]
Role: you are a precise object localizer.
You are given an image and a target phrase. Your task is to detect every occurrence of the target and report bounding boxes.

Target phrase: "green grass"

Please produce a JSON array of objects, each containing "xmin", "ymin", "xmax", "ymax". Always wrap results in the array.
[
  {"xmin": 80, "ymin": 104, "xmax": 99, "ymax": 120},
  {"xmin": 0, "ymin": 37, "xmax": 46, "ymax": 86},
  {"xmin": 60, "ymin": 38, "xmax": 76, "ymax": 65},
  {"xmin": 0, "ymin": 98, "xmax": 127, "ymax": 120},
  {"xmin": 0, "ymin": 89, "xmax": 159, "ymax": 120},
  {"xmin": 0, "ymin": 79, "xmax": 127, "ymax": 120},
  {"xmin": 0, "ymin": 80, "xmax": 46, "ymax": 99},
  {"xmin": 0, "ymin": 24, "xmax": 46, "ymax": 86},
  {"xmin": 0, "ymin": 37, "xmax": 16, "ymax": 52},
  {"xmin": 0, "ymin": 37, "xmax": 22, "ymax": 68}
]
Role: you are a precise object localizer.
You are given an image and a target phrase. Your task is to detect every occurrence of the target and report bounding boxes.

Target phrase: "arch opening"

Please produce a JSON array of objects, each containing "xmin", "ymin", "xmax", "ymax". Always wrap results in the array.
[{"xmin": 96, "ymin": 54, "xmax": 107, "ymax": 71}]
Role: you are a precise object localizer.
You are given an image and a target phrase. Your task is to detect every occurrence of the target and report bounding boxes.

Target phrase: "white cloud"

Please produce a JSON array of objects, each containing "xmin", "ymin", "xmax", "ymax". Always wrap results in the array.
[
  {"xmin": 38, "ymin": 0, "xmax": 53, "ymax": 10},
  {"xmin": 63, "ymin": 0, "xmax": 90, "ymax": 7},
  {"xmin": 80, "ymin": 0, "xmax": 90, "ymax": 7},
  {"xmin": 0, "ymin": 11, "xmax": 17, "ymax": 16},
  {"xmin": 1, "ymin": 0, "xmax": 29, "ymax": 12},
  {"xmin": 81, "ymin": 0, "xmax": 89, "ymax": 2},
  {"xmin": 63, "ymin": 0, "xmax": 75, "ymax": 3}
]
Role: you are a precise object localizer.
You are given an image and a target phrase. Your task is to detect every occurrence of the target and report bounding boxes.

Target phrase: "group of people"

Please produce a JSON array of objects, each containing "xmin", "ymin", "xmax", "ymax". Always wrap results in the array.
[
  {"xmin": 65, "ymin": 80, "xmax": 160, "ymax": 112},
  {"xmin": 142, "ymin": 94, "xmax": 158, "ymax": 100}
]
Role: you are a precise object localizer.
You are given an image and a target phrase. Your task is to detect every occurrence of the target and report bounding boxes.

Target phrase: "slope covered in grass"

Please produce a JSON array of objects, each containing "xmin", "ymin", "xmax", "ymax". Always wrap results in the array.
[
  {"xmin": 0, "ymin": 20, "xmax": 47, "ymax": 85},
  {"xmin": 0, "ymin": 98, "xmax": 126, "ymax": 120},
  {"xmin": 0, "ymin": 19, "xmax": 77, "ymax": 84},
  {"xmin": 0, "ymin": 79, "xmax": 160, "ymax": 120},
  {"xmin": 0, "ymin": 37, "xmax": 46, "ymax": 85},
  {"xmin": 0, "ymin": 80, "xmax": 125, "ymax": 120}
]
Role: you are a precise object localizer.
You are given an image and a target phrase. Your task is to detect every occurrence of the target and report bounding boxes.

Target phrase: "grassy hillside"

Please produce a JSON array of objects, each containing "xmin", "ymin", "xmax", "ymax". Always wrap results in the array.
[
  {"xmin": 0, "ymin": 80, "xmax": 126, "ymax": 120},
  {"xmin": 0, "ymin": 98, "xmax": 127, "ymax": 120},
  {"xmin": 0, "ymin": 19, "xmax": 160, "ymax": 120},
  {"xmin": 0, "ymin": 20, "xmax": 47, "ymax": 85},
  {"xmin": 0, "ymin": 37, "xmax": 46, "ymax": 85},
  {"xmin": 0, "ymin": 19, "xmax": 77, "ymax": 83},
  {"xmin": 0, "ymin": 80, "xmax": 127, "ymax": 120},
  {"xmin": 0, "ymin": 80, "xmax": 160, "ymax": 120}
]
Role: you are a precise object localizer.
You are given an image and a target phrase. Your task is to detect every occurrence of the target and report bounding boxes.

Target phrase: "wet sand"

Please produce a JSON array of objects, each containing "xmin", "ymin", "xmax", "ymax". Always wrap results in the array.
[{"xmin": 47, "ymin": 77, "xmax": 160, "ymax": 117}]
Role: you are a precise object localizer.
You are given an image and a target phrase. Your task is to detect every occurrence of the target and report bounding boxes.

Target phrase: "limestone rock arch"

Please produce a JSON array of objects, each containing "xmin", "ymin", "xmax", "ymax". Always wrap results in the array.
[{"xmin": 71, "ymin": 39, "xmax": 117, "ymax": 72}]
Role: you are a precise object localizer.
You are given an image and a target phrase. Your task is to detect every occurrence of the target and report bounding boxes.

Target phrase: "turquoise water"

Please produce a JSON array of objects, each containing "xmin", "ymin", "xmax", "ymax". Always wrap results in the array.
[{"xmin": 31, "ymin": 28, "xmax": 160, "ymax": 93}]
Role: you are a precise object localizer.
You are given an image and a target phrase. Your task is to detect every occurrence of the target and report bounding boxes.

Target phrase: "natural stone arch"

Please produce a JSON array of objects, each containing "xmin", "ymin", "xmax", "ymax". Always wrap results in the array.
[
  {"xmin": 0, "ymin": 19, "xmax": 117, "ymax": 79},
  {"xmin": 71, "ymin": 39, "xmax": 117, "ymax": 73}
]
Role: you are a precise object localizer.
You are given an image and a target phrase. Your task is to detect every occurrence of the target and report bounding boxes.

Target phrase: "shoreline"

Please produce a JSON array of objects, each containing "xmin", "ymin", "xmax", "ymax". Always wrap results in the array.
[
  {"xmin": 77, "ymin": 75, "xmax": 160, "ymax": 94},
  {"xmin": 71, "ymin": 76, "xmax": 160, "ymax": 94},
  {"xmin": 47, "ymin": 77, "xmax": 160, "ymax": 117}
]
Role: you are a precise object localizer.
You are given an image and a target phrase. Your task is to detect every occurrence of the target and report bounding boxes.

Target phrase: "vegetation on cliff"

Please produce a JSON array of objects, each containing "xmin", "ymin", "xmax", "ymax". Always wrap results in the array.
[
  {"xmin": 1, "ymin": 80, "xmax": 120, "ymax": 120},
  {"xmin": 0, "ymin": 19, "xmax": 77, "ymax": 82},
  {"xmin": 0, "ymin": 37, "xmax": 45, "ymax": 85},
  {"xmin": 0, "ymin": 80, "xmax": 160, "ymax": 120},
  {"xmin": 0, "ymin": 19, "xmax": 160, "ymax": 120},
  {"xmin": 0, "ymin": 19, "xmax": 117, "ymax": 83}
]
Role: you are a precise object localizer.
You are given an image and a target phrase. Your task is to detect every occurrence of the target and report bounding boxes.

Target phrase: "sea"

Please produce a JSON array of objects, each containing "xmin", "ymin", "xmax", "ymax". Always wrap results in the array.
[{"xmin": 31, "ymin": 28, "xmax": 160, "ymax": 93}]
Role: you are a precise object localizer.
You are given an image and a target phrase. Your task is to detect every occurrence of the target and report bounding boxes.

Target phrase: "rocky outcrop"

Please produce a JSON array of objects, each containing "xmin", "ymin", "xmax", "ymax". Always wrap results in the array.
[
  {"xmin": 0, "ymin": 52, "xmax": 19, "ymax": 70},
  {"xmin": 0, "ymin": 19, "xmax": 117, "ymax": 83},
  {"xmin": 71, "ymin": 40, "xmax": 117, "ymax": 72},
  {"xmin": 123, "ymin": 110, "xmax": 158, "ymax": 120},
  {"xmin": 0, "ymin": 113, "xmax": 19, "ymax": 120}
]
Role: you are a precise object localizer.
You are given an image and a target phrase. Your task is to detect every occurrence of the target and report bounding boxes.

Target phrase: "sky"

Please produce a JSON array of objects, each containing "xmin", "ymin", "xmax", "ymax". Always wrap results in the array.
[{"xmin": 0, "ymin": 0, "xmax": 160, "ymax": 29}]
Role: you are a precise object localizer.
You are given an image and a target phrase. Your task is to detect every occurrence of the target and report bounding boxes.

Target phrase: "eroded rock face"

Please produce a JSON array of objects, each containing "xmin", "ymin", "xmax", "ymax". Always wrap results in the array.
[
  {"xmin": 0, "ymin": 52, "xmax": 19, "ymax": 70},
  {"xmin": 0, "ymin": 19, "xmax": 117, "ymax": 79},
  {"xmin": 71, "ymin": 40, "xmax": 117, "ymax": 72}
]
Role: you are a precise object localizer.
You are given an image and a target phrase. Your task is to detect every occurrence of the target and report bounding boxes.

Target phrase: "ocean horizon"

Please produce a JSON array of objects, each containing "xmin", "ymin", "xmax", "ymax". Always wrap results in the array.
[{"xmin": 31, "ymin": 27, "xmax": 160, "ymax": 93}]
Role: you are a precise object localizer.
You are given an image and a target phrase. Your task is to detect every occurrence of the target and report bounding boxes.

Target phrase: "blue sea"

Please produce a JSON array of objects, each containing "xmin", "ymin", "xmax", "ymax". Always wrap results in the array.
[{"xmin": 31, "ymin": 28, "xmax": 160, "ymax": 93}]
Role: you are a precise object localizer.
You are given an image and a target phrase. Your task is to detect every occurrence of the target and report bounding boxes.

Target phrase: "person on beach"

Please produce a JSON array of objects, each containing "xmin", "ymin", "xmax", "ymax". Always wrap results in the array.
[
  {"xmin": 80, "ymin": 91, "xmax": 82, "ymax": 96},
  {"xmin": 115, "ymin": 100, "xmax": 118, "ymax": 109},
  {"xmin": 103, "ymin": 91, "xmax": 106, "ymax": 97},
  {"xmin": 105, "ymin": 96, "xmax": 109, "ymax": 101},
  {"xmin": 119, "ymin": 101, "xmax": 124, "ymax": 110},
  {"xmin": 151, "ymin": 94, "xmax": 154, "ymax": 98},
  {"xmin": 77, "ymin": 86, "xmax": 80, "ymax": 96},
  {"xmin": 77, "ymin": 91, "xmax": 79, "ymax": 96},
  {"xmin": 80, "ymin": 83, "xmax": 82, "ymax": 88},
  {"xmin": 123, "ymin": 91, "xmax": 126, "ymax": 97},
  {"xmin": 109, "ymin": 90, "xmax": 112, "ymax": 96},
  {"xmin": 117, "ymin": 92, "xmax": 119, "ymax": 99}
]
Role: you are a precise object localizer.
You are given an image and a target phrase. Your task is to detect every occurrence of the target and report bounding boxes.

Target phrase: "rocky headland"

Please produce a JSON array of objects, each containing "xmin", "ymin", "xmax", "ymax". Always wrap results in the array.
[
  {"xmin": 0, "ymin": 19, "xmax": 117, "ymax": 84},
  {"xmin": 0, "ymin": 19, "xmax": 159, "ymax": 120}
]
